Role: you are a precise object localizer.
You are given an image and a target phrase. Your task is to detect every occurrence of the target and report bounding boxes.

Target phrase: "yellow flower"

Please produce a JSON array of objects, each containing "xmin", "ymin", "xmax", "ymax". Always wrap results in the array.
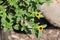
[
  {"xmin": 35, "ymin": 12, "xmax": 40, "ymax": 18},
  {"xmin": 37, "ymin": 26, "xmax": 43, "ymax": 32}
]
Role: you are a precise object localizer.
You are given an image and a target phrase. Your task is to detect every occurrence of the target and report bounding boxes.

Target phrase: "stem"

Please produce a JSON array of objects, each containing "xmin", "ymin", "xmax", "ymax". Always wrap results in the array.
[{"xmin": 38, "ymin": 32, "xmax": 42, "ymax": 40}]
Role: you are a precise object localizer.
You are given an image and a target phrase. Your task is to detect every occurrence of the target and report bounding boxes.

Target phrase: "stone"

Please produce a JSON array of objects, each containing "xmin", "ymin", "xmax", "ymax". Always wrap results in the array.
[{"xmin": 39, "ymin": 0, "xmax": 60, "ymax": 27}]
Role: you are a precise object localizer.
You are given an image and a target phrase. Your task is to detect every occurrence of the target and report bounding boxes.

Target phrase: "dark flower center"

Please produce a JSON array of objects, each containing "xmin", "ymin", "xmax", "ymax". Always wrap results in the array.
[
  {"xmin": 37, "ymin": 14, "xmax": 39, "ymax": 16},
  {"xmin": 40, "ymin": 27, "xmax": 42, "ymax": 30}
]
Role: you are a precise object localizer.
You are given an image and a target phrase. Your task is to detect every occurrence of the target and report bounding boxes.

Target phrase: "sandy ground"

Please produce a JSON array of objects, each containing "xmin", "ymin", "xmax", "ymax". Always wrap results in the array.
[
  {"xmin": 40, "ymin": 29, "xmax": 60, "ymax": 40},
  {"xmin": 8, "ymin": 29, "xmax": 60, "ymax": 40}
]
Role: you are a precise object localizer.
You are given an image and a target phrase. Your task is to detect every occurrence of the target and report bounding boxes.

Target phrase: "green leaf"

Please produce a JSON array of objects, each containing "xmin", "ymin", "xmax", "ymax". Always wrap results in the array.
[
  {"xmin": 36, "ymin": 4, "xmax": 41, "ymax": 9},
  {"xmin": 2, "ymin": 13, "xmax": 7, "ymax": 18},
  {"xmin": 1, "ymin": 18, "xmax": 7, "ymax": 26},
  {"xmin": 31, "ymin": 0, "xmax": 36, "ymax": 2},
  {"xmin": 39, "ymin": 0, "xmax": 46, "ymax": 3},
  {"xmin": 30, "ymin": 18, "xmax": 34, "ymax": 21},
  {"xmin": 0, "ymin": 6, "xmax": 6, "ymax": 13},
  {"xmin": 46, "ymin": 0, "xmax": 51, "ymax": 5},
  {"xmin": 14, "ymin": 24, "xmax": 19, "ymax": 30},
  {"xmin": 29, "ymin": 22, "xmax": 35, "ymax": 27},
  {"xmin": 24, "ymin": 26, "xmax": 31, "ymax": 34},
  {"xmin": 0, "ymin": 0, "xmax": 3, "ymax": 4},
  {"xmin": 25, "ymin": 1, "xmax": 29, "ymax": 5},
  {"xmin": 42, "ymin": 24, "xmax": 47, "ymax": 28},
  {"xmin": 15, "ymin": 8, "xmax": 24, "ymax": 17},
  {"xmin": 34, "ymin": 29, "xmax": 39, "ymax": 38},
  {"xmin": 7, "ymin": 13, "xmax": 13, "ymax": 20},
  {"xmin": 30, "ymin": 12, "xmax": 34, "ymax": 17},
  {"xmin": 7, "ymin": 0, "xmax": 18, "ymax": 6},
  {"xmin": 28, "ymin": 6, "xmax": 34, "ymax": 12},
  {"xmin": 40, "ymin": 14, "xmax": 44, "ymax": 18},
  {"xmin": 21, "ymin": 23, "xmax": 26, "ymax": 31},
  {"xmin": 16, "ymin": 17, "xmax": 20, "ymax": 23}
]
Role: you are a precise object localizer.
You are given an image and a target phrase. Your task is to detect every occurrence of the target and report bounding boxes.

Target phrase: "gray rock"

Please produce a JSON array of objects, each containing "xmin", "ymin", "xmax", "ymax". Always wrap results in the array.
[{"xmin": 40, "ymin": 2, "xmax": 60, "ymax": 27}]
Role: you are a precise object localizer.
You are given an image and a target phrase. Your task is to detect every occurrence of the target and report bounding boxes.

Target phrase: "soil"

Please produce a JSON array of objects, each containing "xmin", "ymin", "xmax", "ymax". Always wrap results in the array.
[
  {"xmin": 8, "ymin": 29, "xmax": 60, "ymax": 40},
  {"xmin": 40, "ymin": 29, "xmax": 60, "ymax": 40}
]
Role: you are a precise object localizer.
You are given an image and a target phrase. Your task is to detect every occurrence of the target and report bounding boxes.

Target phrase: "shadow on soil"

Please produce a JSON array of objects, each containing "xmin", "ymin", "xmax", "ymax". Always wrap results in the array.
[{"xmin": 39, "ymin": 18, "xmax": 60, "ymax": 29}]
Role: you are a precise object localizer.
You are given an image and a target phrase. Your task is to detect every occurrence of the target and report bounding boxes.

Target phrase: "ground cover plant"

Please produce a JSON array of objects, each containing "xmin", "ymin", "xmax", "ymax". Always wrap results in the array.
[{"xmin": 0, "ymin": 0, "xmax": 51, "ymax": 39}]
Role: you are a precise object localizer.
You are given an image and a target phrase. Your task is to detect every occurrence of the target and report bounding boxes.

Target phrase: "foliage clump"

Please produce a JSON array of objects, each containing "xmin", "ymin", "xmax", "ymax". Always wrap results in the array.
[{"xmin": 0, "ymin": 0, "xmax": 51, "ymax": 38}]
